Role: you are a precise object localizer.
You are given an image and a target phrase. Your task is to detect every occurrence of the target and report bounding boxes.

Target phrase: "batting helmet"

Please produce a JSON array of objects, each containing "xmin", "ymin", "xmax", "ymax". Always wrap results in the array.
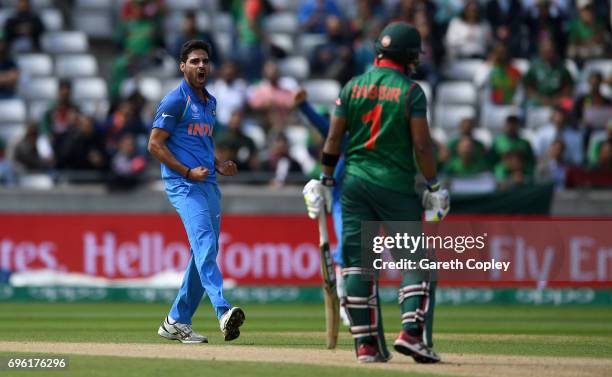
[{"xmin": 375, "ymin": 21, "xmax": 422, "ymax": 66}]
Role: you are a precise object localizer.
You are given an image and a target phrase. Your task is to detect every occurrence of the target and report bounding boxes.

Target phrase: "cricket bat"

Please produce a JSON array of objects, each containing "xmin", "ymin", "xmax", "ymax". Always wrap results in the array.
[{"xmin": 318, "ymin": 211, "xmax": 340, "ymax": 349}]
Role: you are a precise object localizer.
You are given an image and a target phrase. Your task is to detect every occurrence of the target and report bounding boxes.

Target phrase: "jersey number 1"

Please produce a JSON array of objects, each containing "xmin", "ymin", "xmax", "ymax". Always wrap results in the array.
[{"xmin": 362, "ymin": 104, "xmax": 382, "ymax": 150}]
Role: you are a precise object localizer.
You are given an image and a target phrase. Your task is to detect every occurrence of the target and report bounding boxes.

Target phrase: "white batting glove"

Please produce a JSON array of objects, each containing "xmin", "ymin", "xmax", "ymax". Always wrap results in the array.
[
  {"xmin": 422, "ymin": 188, "xmax": 450, "ymax": 222},
  {"xmin": 303, "ymin": 179, "xmax": 332, "ymax": 219}
]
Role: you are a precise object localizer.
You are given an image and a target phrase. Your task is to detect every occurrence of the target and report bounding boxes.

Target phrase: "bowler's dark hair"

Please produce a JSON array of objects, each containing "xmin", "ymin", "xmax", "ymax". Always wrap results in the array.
[{"xmin": 180, "ymin": 40, "xmax": 211, "ymax": 63}]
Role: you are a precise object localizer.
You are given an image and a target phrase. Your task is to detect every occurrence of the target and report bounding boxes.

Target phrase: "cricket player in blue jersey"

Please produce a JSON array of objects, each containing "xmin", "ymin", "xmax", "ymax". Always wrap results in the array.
[{"xmin": 148, "ymin": 40, "xmax": 245, "ymax": 343}]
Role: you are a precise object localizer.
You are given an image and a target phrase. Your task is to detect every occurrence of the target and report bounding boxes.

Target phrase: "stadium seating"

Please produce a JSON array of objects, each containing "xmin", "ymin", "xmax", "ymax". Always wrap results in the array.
[
  {"xmin": 473, "ymin": 128, "xmax": 493, "ymax": 148},
  {"xmin": 279, "ymin": 56, "xmax": 310, "ymax": 82},
  {"xmin": 55, "ymin": 54, "xmax": 98, "ymax": 78},
  {"xmin": 434, "ymin": 105, "xmax": 476, "ymax": 130},
  {"xmin": 71, "ymin": 78, "xmax": 107, "ymax": 101},
  {"xmin": 264, "ymin": 12, "xmax": 299, "ymax": 34},
  {"xmin": 442, "ymin": 59, "xmax": 486, "ymax": 81},
  {"xmin": 1, "ymin": 0, "xmax": 53, "ymax": 8},
  {"xmin": 479, "ymin": 104, "xmax": 519, "ymax": 131},
  {"xmin": 17, "ymin": 54, "xmax": 53, "ymax": 77},
  {"xmin": 18, "ymin": 77, "xmax": 58, "ymax": 101},
  {"xmin": 0, "ymin": 99, "xmax": 26, "ymax": 124},
  {"xmin": 41, "ymin": 32, "xmax": 89, "ymax": 54},
  {"xmin": 166, "ymin": 0, "xmax": 201, "ymax": 11},
  {"xmin": 40, "ymin": 8, "xmax": 64, "ymax": 31},
  {"xmin": 302, "ymin": 79, "xmax": 341, "ymax": 107},
  {"xmin": 436, "ymin": 81, "xmax": 478, "ymax": 106},
  {"xmin": 297, "ymin": 34, "xmax": 327, "ymax": 58},
  {"xmin": 72, "ymin": 10, "xmax": 114, "ymax": 39},
  {"xmin": 120, "ymin": 77, "xmax": 163, "ymax": 102},
  {"xmin": 526, "ymin": 107, "xmax": 553, "ymax": 129},
  {"xmin": 0, "ymin": 123, "xmax": 24, "ymax": 145}
]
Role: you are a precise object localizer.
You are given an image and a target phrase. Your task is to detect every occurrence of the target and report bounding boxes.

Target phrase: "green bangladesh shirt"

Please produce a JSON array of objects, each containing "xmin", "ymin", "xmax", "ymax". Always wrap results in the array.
[
  {"xmin": 523, "ymin": 58, "xmax": 573, "ymax": 99},
  {"xmin": 569, "ymin": 18, "xmax": 605, "ymax": 43},
  {"xmin": 491, "ymin": 135, "xmax": 535, "ymax": 172},
  {"xmin": 443, "ymin": 156, "xmax": 489, "ymax": 177},
  {"xmin": 489, "ymin": 64, "xmax": 522, "ymax": 105},
  {"xmin": 334, "ymin": 66, "xmax": 427, "ymax": 194}
]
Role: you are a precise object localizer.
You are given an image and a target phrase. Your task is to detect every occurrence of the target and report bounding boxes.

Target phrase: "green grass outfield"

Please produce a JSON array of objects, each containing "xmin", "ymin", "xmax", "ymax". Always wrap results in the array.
[{"xmin": 0, "ymin": 303, "xmax": 610, "ymax": 377}]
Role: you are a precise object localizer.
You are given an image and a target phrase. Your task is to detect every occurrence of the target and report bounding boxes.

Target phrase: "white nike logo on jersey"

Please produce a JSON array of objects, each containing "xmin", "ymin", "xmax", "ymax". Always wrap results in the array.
[{"xmin": 161, "ymin": 113, "xmax": 174, "ymax": 118}]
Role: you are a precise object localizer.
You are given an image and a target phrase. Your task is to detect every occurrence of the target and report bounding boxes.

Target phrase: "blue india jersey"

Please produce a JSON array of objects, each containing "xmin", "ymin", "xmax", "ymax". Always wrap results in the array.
[{"xmin": 152, "ymin": 79, "xmax": 217, "ymax": 183}]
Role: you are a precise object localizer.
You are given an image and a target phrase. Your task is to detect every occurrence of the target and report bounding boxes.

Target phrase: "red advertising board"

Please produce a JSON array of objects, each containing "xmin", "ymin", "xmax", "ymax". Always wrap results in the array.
[{"xmin": 0, "ymin": 214, "xmax": 610, "ymax": 287}]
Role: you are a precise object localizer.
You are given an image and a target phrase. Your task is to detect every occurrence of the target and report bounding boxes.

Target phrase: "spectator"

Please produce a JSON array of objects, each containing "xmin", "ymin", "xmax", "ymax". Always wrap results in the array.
[
  {"xmin": 443, "ymin": 136, "xmax": 489, "ymax": 176},
  {"xmin": 485, "ymin": 0, "xmax": 524, "ymax": 58},
  {"xmin": 231, "ymin": 0, "xmax": 269, "ymax": 81},
  {"xmin": 567, "ymin": 0, "xmax": 609, "ymax": 64},
  {"xmin": 247, "ymin": 60, "xmax": 299, "ymax": 131},
  {"xmin": 447, "ymin": 117, "xmax": 486, "ymax": 158},
  {"xmin": 411, "ymin": 9, "xmax": 444, "ymax": 86},
  {"xmin": 0, "ymin": 137, "xmax": 17, "ymax": 186},
  {"xmin": 0, "ymin": 35, "xmax": 18, "ymax": 99},
  {"xmin": 41, "ymin": 80, "xmax": 80, "ymax": 156},
  {"xmin": 103, "ymin": 99, "xmax": 147, "ymax": 151},
  {"xmin": 3, "ymin": 0, "xmax": 44, "ymax": 53},
  {"xmin": 592, "ymin": 139, "xmax": 612, "ymax": 171},
  {"xmin": 171, "ymin": 11, "xmax": 220, "ymax": 68},
  {"xmin": 298, "ymin": 0, "xmax": 343, "ymax": 34},
  {"xmin": 395, "ymin": 0, "xmax": 437, "ymax": 25},
  {"xmin": 587, "ymin": 120, "xmax": 612, "ymax": 166},
  {"xmin": 121, "ymin": 0, "xmax": 164, "ymax": 21},
  {"xmin": 534, "ymin": 106, "xmax": 583, "ymax": 165},
  {"xmin": 523, "ymin": 40, "xmax": 573, "ymax": 107},
  {"xmin": 13, "ymin": 123, "xmax": 53, "ymax": 172},
  {"xmin": 214, "ymin": 111, "xmax": 259, "ymax": 172},
  {"xmin": 55, "ymin": 114, "xmax": 108, "ymax": 172},
  {"xmin": 262, "ymin": 131, "xmax": 302, "ymax": 187},
  {"xmin": 444, "ymin": 0, "xmax": 492, "ymax": 60},
  {"xmin": 484, "ymin": 42, "xmax": 522, "ymax": 105},
  {"xmin": 111, "ymin": 0, "xmax": 164, "ymax": 98},
  {"xmin": 525, "ymin": 0, "xmax": 566, "ymax": 58},
  {"xmin": 209, "ymin": 61, "xmax": 248, "ymax": 127},
  {"xmin": 573, "ymin": 71, "xmax": 611, "ymax": 124},
  {"xmin": 490, "ymin": 115, "xmax": 535, "ymax": 172},
  {"xmin": 535, "ymin": 138, "xmax": 567, "ymax": 190},
  {"xmin": 352, "ymin": 19, "xmax": 383, "ymax": 75},
  {"xmin": 495, "ymin": 150, "xmax": 532, "ymax": 189},
  {"xmin": 310, "ymin": 15, "xmax": 354, "ymax": 84},
  {"xmin": 350, "ymin": 0, "xmax": 386, "ymax": 37},
  {"xmin": 108, "ymin": 132, "xmax": 147, "ymax": 190}
]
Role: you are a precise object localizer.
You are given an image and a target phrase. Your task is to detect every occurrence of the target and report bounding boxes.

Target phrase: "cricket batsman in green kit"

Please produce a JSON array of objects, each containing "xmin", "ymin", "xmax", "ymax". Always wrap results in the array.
[{"xmin": 303, "ymin": 21, "xmax": 450, "ymax": 363}]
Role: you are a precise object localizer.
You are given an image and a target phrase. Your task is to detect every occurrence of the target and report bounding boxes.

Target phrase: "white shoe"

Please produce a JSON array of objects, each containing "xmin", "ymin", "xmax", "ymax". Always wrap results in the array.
[
  {"xmin": 219, "ymin": 307, "xmax": 245, "ymax": 341},
  {"xmin": 158, "ymin": 316, "xmax": 208, "ymax": 344}
]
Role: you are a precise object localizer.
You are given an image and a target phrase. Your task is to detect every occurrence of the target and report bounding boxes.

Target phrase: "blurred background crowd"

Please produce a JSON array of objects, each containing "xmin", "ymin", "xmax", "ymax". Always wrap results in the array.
[{"xmin": 0, "ymin": 0, "xmax": 610, "ymax": 192}]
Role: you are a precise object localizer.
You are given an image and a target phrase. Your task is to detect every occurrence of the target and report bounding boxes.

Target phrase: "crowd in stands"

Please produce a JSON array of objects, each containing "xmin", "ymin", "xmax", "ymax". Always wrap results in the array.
[{"xmin": 0, "ymin": 0, "xmax": 610, "ymax": 192}]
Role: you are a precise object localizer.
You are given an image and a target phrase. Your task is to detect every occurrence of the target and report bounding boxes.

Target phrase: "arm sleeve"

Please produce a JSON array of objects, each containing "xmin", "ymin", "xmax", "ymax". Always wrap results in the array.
[
  {"xmin": 333, "ymin": 81, "xmax": 352, "ymax": 118},
  {"xmin": 298, "ymin": 101, "xmax": 330, "ymax": 137},
  {"xmin": 406, "ymin": 83, "xmax": 427, "ymax": 119},
  {"xmin": 152, "ymin": 95, "xmax": 183, "ymax": 134}
]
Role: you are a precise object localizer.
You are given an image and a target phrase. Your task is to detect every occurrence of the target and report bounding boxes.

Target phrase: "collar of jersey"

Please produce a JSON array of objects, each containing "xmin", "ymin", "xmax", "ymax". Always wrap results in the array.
[
  {"xmin": 374, "ymin": 58, "xmax": 406, "ymax": 74},
  {"xmin": 180, "ymin": 79, "xmax": 210, "ymax": 105}
]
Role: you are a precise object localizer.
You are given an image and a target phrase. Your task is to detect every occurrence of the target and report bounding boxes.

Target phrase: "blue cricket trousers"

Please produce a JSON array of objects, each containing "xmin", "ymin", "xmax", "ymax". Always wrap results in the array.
[{"xmin": 164, "ymin": 178, "xmax": 231, "ymax": 323}]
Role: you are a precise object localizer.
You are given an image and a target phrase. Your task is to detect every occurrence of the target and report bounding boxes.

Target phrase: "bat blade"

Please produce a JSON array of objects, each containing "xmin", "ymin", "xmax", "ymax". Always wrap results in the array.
[{"xmin": 318, "ymin": 212, "xmax": 340, "ymax": 349}]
